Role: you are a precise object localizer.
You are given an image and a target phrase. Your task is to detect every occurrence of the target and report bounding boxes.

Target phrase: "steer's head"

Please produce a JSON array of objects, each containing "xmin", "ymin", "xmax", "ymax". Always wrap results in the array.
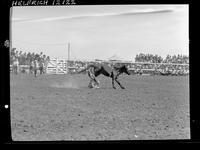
[{"xmin": 121, "ymin": 65, "xmax": 131, "ymax": 75}]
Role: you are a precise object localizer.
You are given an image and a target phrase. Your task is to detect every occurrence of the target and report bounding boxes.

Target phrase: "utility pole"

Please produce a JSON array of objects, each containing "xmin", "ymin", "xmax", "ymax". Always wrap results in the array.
[{"xmin": 68, "ymin": 42, "xmax": 70, "ymax": 61}]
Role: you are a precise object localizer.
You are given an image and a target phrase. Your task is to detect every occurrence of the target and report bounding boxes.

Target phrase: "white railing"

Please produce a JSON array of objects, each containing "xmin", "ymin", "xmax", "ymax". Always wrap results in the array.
[{"xmin": 46, "ymin": 58, "xmax": 68, "ymax": 74}]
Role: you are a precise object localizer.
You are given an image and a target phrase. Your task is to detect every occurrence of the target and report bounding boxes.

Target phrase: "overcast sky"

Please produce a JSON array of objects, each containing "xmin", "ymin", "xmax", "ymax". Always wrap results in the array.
[{"xmin": 11, "ymin": 5, "xmax": 189, "ymax": 61}]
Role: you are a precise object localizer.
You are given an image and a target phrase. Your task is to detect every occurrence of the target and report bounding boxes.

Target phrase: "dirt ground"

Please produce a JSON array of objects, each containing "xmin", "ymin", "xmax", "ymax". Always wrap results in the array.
[{"xmin": 10, "ymin": 73, "xmax": 190, "ymax": 141}]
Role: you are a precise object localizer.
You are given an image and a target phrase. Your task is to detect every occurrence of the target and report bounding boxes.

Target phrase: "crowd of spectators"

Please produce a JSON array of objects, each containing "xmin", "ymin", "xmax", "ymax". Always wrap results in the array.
[
  {"xmin": 135, "ymin": 53, "xmax": 163, "ymax": 63},
  {"xmin": 162, "ymin": 54, "xmax": 189, "ymax": 64},
  {"xmin": 127, "ymin": 63, "xmax": 189, "ymax": 76},
  {"xmin": 135, "ymin": 53, "xmax": 189, "ymax": 64},
  {"xmin": 10, "ymin": 48, "xmax": 50, "ymax": 66}
]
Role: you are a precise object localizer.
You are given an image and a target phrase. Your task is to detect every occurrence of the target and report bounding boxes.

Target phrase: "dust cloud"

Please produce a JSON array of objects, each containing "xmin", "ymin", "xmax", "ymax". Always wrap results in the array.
[{"xmin": 50, "ymin": 76, "xmax": 83, "ymax": 89}]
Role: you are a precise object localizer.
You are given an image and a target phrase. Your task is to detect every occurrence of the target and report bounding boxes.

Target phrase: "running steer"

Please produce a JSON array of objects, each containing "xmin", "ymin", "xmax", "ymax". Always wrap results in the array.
[{"xmin": 78, "ymin": 64, "xmax": 131, "ymax": 89}]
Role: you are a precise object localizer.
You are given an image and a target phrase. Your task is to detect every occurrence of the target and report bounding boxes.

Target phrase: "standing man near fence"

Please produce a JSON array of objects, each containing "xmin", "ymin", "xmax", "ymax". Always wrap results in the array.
[
  {"xmin": 33, "ymin": 59, "xmax": 39, "ymax": 77},
  {"xmin": 39, "ymin": 59, "xmax": 44, "ymax": 74}
]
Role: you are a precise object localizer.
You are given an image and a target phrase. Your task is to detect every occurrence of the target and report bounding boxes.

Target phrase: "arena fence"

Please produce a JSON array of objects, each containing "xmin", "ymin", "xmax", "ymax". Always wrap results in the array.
[{"xmin": 10, "ymin": 59, "xmax": 189, "ymax": 75}]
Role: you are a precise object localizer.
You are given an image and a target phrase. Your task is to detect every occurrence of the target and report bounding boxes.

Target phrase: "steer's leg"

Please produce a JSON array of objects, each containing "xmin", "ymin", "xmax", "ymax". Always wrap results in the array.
[
  {"xmin": 115, "ymin": 76, "xmax": 125, "ymax": 89},
  {"xmin": 111, "ymin": 73, "xmax": 116, "ymax": 89},
  {"xmin": 112, "ymin": 77, "xmax": 116, "ymax": 89}
]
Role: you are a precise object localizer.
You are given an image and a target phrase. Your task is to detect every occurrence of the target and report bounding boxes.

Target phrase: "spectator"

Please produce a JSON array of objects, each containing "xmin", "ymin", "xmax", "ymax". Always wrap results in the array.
[{"xmin": 9, "ymin": 48, "xmax": 51, "ymax": 74}]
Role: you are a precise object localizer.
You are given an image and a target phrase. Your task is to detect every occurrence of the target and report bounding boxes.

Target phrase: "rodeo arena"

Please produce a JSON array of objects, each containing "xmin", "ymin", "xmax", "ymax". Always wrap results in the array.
[{"xmin": 10, "ymin": 47, "xmax": 190, "ymax": 141}]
